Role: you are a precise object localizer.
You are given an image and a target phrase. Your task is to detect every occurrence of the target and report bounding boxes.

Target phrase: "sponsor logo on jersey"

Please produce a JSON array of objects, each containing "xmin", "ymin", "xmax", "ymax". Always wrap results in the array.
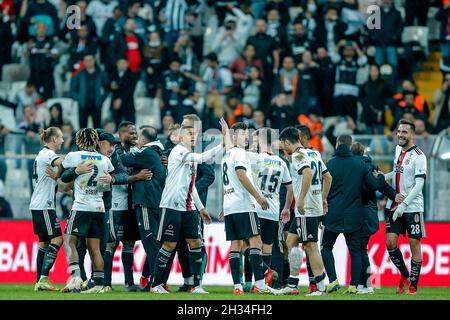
[
  {"xmin": 80, "ymin": 155, "xmax": 102, "ymax": 163},
  {"xmin": 224, "ymin": 187, "xmax": 235, "ymax": 195},
  {"xmin": 263, "ymin": 159, "xmax": 281, "ymax": 167},
  {"xmin": 405, "ymin": 159, "xmax": 410, "ymax": 165},
  {"xmin": 394, "ymin": 164, "xmax": 404, "ymax": 173}
]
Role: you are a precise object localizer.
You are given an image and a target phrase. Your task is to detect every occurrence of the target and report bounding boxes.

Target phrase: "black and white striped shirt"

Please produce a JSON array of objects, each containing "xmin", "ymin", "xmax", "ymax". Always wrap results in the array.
[{"xmin": 164, "ymin": 0, "xmax": 188, "ymax": 32}]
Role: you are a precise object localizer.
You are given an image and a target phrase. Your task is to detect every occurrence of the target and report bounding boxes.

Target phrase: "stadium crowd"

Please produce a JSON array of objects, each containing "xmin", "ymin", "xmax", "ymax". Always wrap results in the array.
[{"xmin": 0, "ymin": 0, "xmax": 449, "ymax": 214}]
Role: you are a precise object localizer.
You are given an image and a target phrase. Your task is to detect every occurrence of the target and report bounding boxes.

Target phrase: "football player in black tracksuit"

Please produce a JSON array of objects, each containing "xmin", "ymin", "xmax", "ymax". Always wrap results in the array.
[{"xmin": 116, "ymin": 126, "xmax": 166, "ymax": 287}]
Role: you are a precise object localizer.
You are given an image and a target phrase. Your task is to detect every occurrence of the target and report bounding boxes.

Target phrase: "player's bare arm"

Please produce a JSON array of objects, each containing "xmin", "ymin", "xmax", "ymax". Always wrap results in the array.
[
  {"xmin": 297, "ymin": 167, "xmax": 312, "ymax": 215},
  {"xmin": 236, "ymin": 168, "xmax": 269, "ymax": 210}
]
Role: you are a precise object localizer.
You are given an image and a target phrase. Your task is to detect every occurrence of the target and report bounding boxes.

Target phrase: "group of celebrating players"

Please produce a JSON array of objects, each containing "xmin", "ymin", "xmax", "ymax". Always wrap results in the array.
[{"xmin": 29, "ymin": 114, "xmax": 426, "ymax": 296}]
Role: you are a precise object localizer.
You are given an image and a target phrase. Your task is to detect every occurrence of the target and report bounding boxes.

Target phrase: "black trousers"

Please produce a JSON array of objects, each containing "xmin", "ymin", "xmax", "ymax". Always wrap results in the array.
[
  {"xmin": 321, "ymin": 228, "xmax": 362, "ymax": 286},
  {"xmin": 111, "ymin": 106, "xmax": 136, "ymax": 129},
  {"xmin": 333, "ymin": 95, "xmax": 358, "ymax": 122},
  {"xmin": 404, "ymin": 0, "xmax": 429, "ymax": 27},
  {"xmin": 79, "ymin": 105, "xmax": 102, "ymax": 129},
  {"xmin": 135, "ymin": 206, "xmax": 161, "ymax": 278},
  {"xmin": 359, "ymin": 236, "xmax": 371, "ymax": 287}
]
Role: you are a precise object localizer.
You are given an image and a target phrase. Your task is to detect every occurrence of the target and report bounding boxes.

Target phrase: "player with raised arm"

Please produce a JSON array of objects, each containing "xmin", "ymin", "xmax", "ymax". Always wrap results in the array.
[
  {"xmin": 276, "ymin": 127, "xmax": 332, "ymax": 296},
  {"xmin": 31, "ymin": 127, "xmax": 65, "ymax": 291},
  {"xmin": 221, "ymin": 122, "xmax": 272, "ymax": 295},
  {"xmin": 151, "ymin": 115, "xmax": 223, "ymax": 294},
  {"xmin": 383, "ymin": 119, "xmax": 427, "ymax": 295},
  {"xmin": 244, "ymin": 128, "xmax": 293, "ymax": 289},
  {"xmin": 60, "ymin": 128, "xmax": 115, "ymax": 293}
]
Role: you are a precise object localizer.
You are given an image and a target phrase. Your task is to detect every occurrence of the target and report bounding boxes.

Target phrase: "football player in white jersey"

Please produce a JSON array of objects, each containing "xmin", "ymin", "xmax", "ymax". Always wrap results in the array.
[
  {"xmin": 276, "ymin": 127, "xmax": 332, "ymax": 296},
  {"xmin": 30, "ymin": 127, "xmax": 65, "ymax": 291},
  {"xmin": 243, "ymin": 128, "xmax": 293, "ymax": 290},
  {"xmin": 382, "ymin": 119, "xmax": 427, "ymax": 295},
  {"xmin": 151, "ymin": 115, "xmax": 223, "ymax": 294},
  {"xmin": 221, "ymin": 122, "xmax": 272, "ymax": 295},
  {"xmin": 60, "ymin": 128, "xmax": 115, "ymax": 293}
]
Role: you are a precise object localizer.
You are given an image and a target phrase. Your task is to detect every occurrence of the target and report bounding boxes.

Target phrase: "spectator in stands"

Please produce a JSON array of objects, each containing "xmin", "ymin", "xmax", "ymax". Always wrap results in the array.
[
  {"xmin": 228, "ymin": 2, "xmax": 254, "ymax": 43},
  {"xmin": 48, "ymin": 103, "xmax": 63, "ymax": 128},
  {"xmin": 314, "ymin": 5, "xmax": 347, "ymax": 53},
  {"xmin": 331, "ymin": 40, "xmax": 367, "ymax": 121},
  {"xmin": 404, "ymin": 0, "xmax": 429, "ymax": 27},
  {"xmin": 110, "ymin": 58, "xmax": 139, "ymax": 126},
  {"xmin": 315, "ymin": 46, "xmax": 336, "ymax": 117},
  {"xmin": 435, "ymin": 2, "xmax": 450, "ymax": 76},
  {"xmin": 391, "ymin": 84, "xmax": 430, "ymax": 121},
  {"xmin": 161, "ymin": 0, "xmax": 188, "ymax": 47},
  {"xmin": 325, "ymin": 115, "xmax": 362, "ymax": 147},
  {"xmin": 103, "ymin": 118, "xmax": 116, "ymax": 134},
  {"xmin": 359, "ymin": 64, "xmax": 392, "ymax": 135},
  {"xmin": 185, "ymin": 4, "xmax": 207, "ymax": 60},
  {"xmin": 246, "ymin": 19, "xmax": 280, "ymax": 83},
  {"xmin": 70, "ymin": 54, "xmax": 109, "ymax": 128},
  {"xmin": 68, "ymin": 23, "xmax": 99, "ymax": 73},
  {"xmin": 1, "ymin": 0, "xmax": 16, "ymax": 22},
  {"xmin": 13, "ymin": 81, "xmax": 40, "ymax": 123},
  {"xmin": 296, "ymin": 50, "xmax": 319, "ymax": 115},
  {"xmin": 143, "ymin": 31, "xmax": 172, "ymax": 99},
  {"xmin": 368, "ymin": 0, "xmax": 403, "ymax": 76},
  {"xmin": 0, "ymin": 123, "xmax": 10, "ymax": 191},
  {"xmin": 61, "ymin": 121, "xmax": 77, "ymax": 154},
  {"xmin": 21, "ymin": 0, "xmax": 59, "ymax": 39},
  {"xmin": 111, "ymin": 18, "xmax": 144, "ymax": 76},
  {"xmin": 252, "ymin": 109, "xmax": 266, "ymax": 129},
  {"xmin": 297, "ymin": 111, "xmax": 325, "ymax": 154},
  {"xmin": 268, "ymin": 93, "xmax": 296, "ymax": 130},
  {"xmin": 241, "ymin": 65, "xmax": 263, "ymax": 110},
  {"xmin": 229, "ymin": 43, "xmax": 264, "ymax": 91},
  {"xmin": 87, "ymin": 0, "xmax": 118, "ymax": 37},
  {"xmin": 390, "ymin": 91, "xmax": 430, "ymax": 132},
  {"xmin": 251, "ymin": 0, "xmax": 266, "ymax": 20},
  {"xmin": 17, "ymin": 106, "xmax": 44, "ymax": 186},
  {"xmin": 61, "ymin": 0, "xmax": 97, "ymax": 42},
  {"xmin": 101, "ymin": 5, "xmax": 123, "ymax": 72},
  {"xmin": 25, "ymin": 22, "xmax": 58, "ymax": 100},
  {"xmin": 160, "ymin": 114, "xmax": 175, "ymax": 136},
  {"xmin": 414, "ymin": 118, "xmax": 433, "ymax": 156},
  {"xmin": 179, "ymin": 90, "xmax": 200, "ymax": 119},
  {"xmin": 288, "ymin": 21, "xmax": 312, "ymax": 64},
  {"xmin": 292, "ymin": 1, "xmax": 317, "ymax": 41},
  {"xmin": 0, "ymin": 10, "xmax": 13, "ymax": 80},
  {"xmin": 273, "ymin": 56, "xmax": 299, "ymax": 107},
  {"xmin": 118, "ymin": 0, "xmax": 147, "ymax": 41},
  {"xmin": 432, "ymin": 74, "xmax": 450, "ymax": 134},
  {"xmin": 157, "ymin": 58, "xmax": 190, "ymax": 123},
  {"xmin": 265, "ymin": 7, "xmax": 288, "ymax": 51},
  {"xmin": 264, "ymin": 0, "xmax": 290, "ymax": 27},
  {"xmin": 234, "ymin": 102, "xmax": 256, "ymax": 129},
  {"xmin": 340, "ymin": 0, "xmax": 364, "ymax": 43},
  {"xmin": 0, "ymin": 180, "xmax": 13, "ymax": 218},
  {"xmin": 173, "ymin": 31, "xmax": 198, "ymax": 73},
  {"xmin": 211, "ymin": 15, "xmax": 245, "ymax": 67}
]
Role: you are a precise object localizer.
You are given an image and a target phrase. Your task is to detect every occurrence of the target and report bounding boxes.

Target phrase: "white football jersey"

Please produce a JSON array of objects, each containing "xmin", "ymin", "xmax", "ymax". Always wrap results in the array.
[
  {"xmin": 111, "ymin": 184, "xmax": 128, "ymax": 211},
  {"xmin": 62, "ymin": 151, "xmax": 114, "ymax": 212},
  {"xmin": 222, "ymin": 147, "xmax": 257, "ymax": 216},
  {"xmin": 291, "ymin": 148, "xmax": 328, "ymax": 217},
  {"xmin": 386, "ymin": 145, "xmax": 426, "ymax": 213},
  {"xmin": 249, "ymin": 152, "xmax": 292, "ymax": 221},
  {"xmin": 160, "ymin": 144, "xmax": 198, "ymax": 211},
  {"xmin": 29, "ymin": 147, "xmax": 60, "ymax": 210}
]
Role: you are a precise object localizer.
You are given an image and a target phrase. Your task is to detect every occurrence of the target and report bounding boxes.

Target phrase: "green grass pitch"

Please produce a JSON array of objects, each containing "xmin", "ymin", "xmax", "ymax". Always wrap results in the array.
[{"xmin": 0, "ymin": 284, "xmax": 449, "ymax": 300}]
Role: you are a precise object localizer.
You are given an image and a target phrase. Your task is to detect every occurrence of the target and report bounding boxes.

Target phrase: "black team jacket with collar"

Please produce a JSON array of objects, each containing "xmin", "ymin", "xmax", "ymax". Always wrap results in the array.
[
  {"xmin": 359, "ymin": 155, "xmax": 396, "ymax": 237},
  {"xmin": 323, "ymin": 144, "xmax": 386, "ymax": 234},
  {"xmin": 116, "ymin": 141, "xmax": 166, "ymax": 209}
]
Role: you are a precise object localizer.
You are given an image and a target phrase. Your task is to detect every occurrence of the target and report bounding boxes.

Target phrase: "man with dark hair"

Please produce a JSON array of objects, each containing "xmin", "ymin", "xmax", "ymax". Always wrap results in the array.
[
  {"xmin": 221, "ymin": 121, "xmax": 271, "ymax": 295},
  {"xmin": 116, "ymin": 126, "xmax": 166, "ymax": 290},
  {"xmin": 321, "ymin": 134, "xmax": 389, "ymax": 294},
  {"xmin": 276, "ymin": 126, "xmax": 332, "ymax": 296},
  {"xmin": 381, "ymin": 119, "xmax": 427, "ymax": 295}
]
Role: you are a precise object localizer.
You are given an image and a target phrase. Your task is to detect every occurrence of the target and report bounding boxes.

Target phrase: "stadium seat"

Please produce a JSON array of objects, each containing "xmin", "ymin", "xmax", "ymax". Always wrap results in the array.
[
  {"xmin": 1, "ymin": 64, "xmax": 30, "ymax": 83},
  {"xmin": 8, "ymin": 81, "xmax": 27, "ymax": 101},
  {"xmin": 402, "ymin": 26, "xmax": 429, "ymax": 57},
  {"xmin": 0, "ymin": 106, "xmax": 15, "ymax": 130},
  {"xmin": 45, "ymin": 98, "xmax": 80, "ymax": 130}
]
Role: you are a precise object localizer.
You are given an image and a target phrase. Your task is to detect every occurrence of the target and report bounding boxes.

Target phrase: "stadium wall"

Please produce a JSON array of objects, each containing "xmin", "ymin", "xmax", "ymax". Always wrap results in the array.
[{"xmin": 0, "ymin": 221, "xmax": 449, "ymax": 287}]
